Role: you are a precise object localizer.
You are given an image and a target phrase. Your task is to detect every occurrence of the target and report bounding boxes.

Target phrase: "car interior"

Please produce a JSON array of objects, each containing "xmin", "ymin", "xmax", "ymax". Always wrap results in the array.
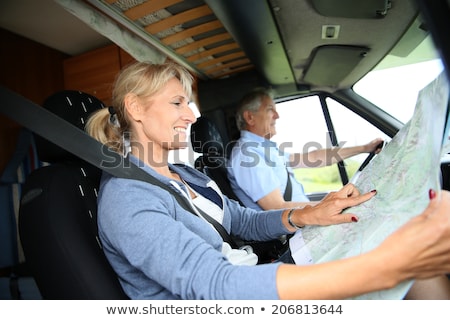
[{"xmin": 0, "ymin": 0, "xmax": 449, "ymax": 299}]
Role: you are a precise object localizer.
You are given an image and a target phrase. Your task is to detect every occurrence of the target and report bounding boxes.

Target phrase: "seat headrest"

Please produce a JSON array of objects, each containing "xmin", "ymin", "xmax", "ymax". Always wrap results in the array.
[
  {"xmin": 190, "ymin": 116, "xmax": 224, "ymax": 156},
  {"xmin": 35, "ymin": 90, "xmax": 105, "ymax": 163}
]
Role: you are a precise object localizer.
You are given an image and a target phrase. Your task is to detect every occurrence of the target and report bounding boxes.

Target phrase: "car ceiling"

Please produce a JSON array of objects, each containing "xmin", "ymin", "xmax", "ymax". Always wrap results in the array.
[
  {"xmin": 87, "ymin": 0, "xmax": 423, "ymax": 91},
  {"xmin": 1, "ymin": 0, "xmax": 425, "ymax": 95}
]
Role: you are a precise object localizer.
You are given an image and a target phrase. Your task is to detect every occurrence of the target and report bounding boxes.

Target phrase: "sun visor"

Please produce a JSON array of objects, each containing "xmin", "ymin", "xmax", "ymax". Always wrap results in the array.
[
  {"xmin": 303, "ymin": 45, "xmax": 370, "ymax": 87},
  {"xmin": 310, "ymin": 0, "xmax": 391, "ymax": 19}
]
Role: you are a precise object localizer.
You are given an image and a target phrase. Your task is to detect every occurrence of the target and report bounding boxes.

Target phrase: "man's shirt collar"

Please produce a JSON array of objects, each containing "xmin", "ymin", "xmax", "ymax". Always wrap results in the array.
[{"xmin": 240, "ymin": 130, "xmax": 277, "ymax": 148}]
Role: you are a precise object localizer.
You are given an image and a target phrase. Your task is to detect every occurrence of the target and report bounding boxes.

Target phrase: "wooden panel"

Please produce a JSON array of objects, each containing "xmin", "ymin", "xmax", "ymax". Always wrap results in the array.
[
  {"xmin": 63, "ymin": 45, "xmax": 121, "ymax": 105},
  {"xmin": 175, "ymin": 33, "xmax": 231, "ymax": 55},
  {"xmin": 0, "ymin": 28, "xmax": 67, "ymax": 173},
  {"xmin": 215, "ymin": 65, "xmax": 254, "ymax": 78},
  {"xmin": 145, "ymin": 5, "xmax": 212, "ymax": 34},
  {"xmin": 99, "ymin": 0, "xmax": 254, "ymax": 80},
  {"xmin": 161, "ymin": 20, "xmax": 222, "ymax": 45},
  {"xmin": 0, "ymin": 29, "xmax": 67, "ymax": 106},
  {"xmin": 205, "ymin": 58, "xmax": 251, "ymax": 75},
  {"xmin": 186, "ymin": 43, "xmax": 239, "ymax": 62},
  {"xmin": 196, "ymin": 52, "xmax": 245, "ymax": 69},
  {"xmin": 124, "ymin": 0, "xmax": 182, "ymax": 21}
]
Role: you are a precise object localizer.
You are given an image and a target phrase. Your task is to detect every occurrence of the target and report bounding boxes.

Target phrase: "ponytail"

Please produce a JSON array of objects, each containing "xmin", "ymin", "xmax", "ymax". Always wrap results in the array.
[{"xmin": 85, "ymin": 107, "xmax": 124, "ymax": 153}]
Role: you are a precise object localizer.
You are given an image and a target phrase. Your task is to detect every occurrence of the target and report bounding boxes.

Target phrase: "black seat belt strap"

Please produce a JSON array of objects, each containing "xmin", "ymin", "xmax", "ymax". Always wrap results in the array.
[
  {"xmin": 0, "ymin": 86, "xmax": 238, "ymax": 248},
  {"xmin": 194, "ymin": 206, "xmax": 238, "ymax": 248},
  {"xmin": 283, "ymin": 169, "xmax": 292, "ymax": 201}
]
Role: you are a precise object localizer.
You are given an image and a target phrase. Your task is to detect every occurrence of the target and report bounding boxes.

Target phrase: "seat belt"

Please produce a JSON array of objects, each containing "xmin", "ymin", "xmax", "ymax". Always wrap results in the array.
[
  {"xmin": 283, "ymin": 169, "xmax": 292, "ymax": 201},
  {"xmin": 0, "ymin": 86, "xmax": 238, "ymax": 248}
]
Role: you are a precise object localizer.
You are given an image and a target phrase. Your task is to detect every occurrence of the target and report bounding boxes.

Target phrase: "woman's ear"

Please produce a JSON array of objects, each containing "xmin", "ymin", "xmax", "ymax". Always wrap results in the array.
[{"xmin": 124, "ymin": 93, "xmax": 142, "ymax": 122}]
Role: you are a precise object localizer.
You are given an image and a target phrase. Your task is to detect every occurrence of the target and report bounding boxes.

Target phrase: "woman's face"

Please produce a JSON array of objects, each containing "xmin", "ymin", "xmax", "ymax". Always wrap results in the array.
[{"xmin": 130, "ymin": 77, "xmax": 196, "ymax": 153}]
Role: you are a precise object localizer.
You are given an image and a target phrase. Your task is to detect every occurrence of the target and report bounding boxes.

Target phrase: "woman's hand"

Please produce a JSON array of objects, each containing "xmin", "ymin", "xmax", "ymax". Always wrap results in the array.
[
  {"xmin": 375, "ymin": 189, "xmax": 450, "ymax": 280},
  {"xmin": 288, "ymin": 183, "xmax": 376, "ymax": 228}
]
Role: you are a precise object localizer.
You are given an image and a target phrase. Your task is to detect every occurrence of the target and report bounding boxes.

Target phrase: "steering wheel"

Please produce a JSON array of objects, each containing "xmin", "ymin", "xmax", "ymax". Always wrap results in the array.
[
  {"xmin": 356, "ymin": 141, "xmax": 385, "ymax": 172},
  {"xmin": 350, "ymin": 141, "xmax": 385, "ymax": 184}
]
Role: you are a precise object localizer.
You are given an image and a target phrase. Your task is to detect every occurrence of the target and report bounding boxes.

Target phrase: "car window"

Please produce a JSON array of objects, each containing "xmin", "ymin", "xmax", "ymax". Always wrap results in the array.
[
  {"xmin": 326, "ymin": 98, "xmax": 391, "ymax": 177},
  {"xmin": 354, "ymin": 34, "xmax": 449, "ymax": 155},
  {"xmin": 273, "ymin": 95, "xmax": 389, "ymax": 194},
  {"xmin": 353, "ymin": 36, "xmax": 444, "ymax": 124},
  {"xmin": 272, "ymin": 34, "xmax": 446, "ymax": 196}
]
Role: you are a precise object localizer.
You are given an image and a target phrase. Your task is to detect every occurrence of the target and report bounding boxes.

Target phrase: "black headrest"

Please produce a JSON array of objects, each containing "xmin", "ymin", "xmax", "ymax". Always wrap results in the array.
[
  {"xmin": 190, "ymin": 116, "xmax": 224, "ymax": 156},
  {"xmin": 35, "ymin": 90, "xmax": 105, "ymax": 163}
]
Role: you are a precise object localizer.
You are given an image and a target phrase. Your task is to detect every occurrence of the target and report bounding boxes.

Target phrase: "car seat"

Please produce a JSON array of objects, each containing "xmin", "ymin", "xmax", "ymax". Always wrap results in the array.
[
  {"xmin": 190, "ymin": 116, "xmax": 243, "ymax": 204},
  {"xmin": 190, "ymin": 116, "xmax": 289, "ymax": 263},
  {"xmin": 18, "ymin": 90, "xmax": 128, "ymax": 299},
  {"xmin": 0, "ymin": 127, "xmax": 41, "ymax": 299}
]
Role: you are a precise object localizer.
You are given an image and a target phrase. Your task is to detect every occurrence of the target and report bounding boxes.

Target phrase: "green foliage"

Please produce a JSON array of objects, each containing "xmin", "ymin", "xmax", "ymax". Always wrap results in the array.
[{"xmin": 293, "ymin": 160, "xmax": 360, "ymax": 193}]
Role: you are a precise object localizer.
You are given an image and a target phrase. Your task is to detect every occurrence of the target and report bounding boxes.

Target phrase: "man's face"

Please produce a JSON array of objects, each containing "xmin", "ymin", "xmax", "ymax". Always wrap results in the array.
[{"xmin": 248, "ymin": 95, "xmax": 279, "ymax": 139}]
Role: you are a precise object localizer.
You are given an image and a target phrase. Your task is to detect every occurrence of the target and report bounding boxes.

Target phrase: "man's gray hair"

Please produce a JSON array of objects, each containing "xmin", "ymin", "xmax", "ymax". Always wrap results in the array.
[{"xmin": 235, "ymin": 87, "xmax": 274, "ymax": 130}]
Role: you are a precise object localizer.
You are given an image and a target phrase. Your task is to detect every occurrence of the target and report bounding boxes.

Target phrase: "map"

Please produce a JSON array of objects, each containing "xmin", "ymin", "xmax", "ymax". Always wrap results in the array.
[{"xmin": 290, "ymin": 72, "xmax": 450, "ymax": 299}]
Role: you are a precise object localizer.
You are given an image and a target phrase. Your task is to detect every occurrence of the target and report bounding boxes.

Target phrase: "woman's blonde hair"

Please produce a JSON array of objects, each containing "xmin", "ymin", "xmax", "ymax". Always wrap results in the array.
[{"xmin": 86, "ymin": 61, "xmax": 194, "ymax": 153}]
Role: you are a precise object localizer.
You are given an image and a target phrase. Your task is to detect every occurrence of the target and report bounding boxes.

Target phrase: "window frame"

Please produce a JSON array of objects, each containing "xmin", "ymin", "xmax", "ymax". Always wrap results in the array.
[{"xmin": 273, "ymin": 90, "xmax": 401, "ymax": 200}]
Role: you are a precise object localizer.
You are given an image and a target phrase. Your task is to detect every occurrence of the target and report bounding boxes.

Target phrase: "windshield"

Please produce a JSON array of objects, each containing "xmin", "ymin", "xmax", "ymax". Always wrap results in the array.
[{"xmin": 354, "ymin": 35, "xmax": 444, "ymax": 124}]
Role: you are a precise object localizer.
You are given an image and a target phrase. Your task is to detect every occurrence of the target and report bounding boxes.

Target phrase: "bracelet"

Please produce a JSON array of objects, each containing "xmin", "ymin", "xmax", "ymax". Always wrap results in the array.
[{"xmin": 287, "ymin": 208, "xmax": 302, "ymax": 230}]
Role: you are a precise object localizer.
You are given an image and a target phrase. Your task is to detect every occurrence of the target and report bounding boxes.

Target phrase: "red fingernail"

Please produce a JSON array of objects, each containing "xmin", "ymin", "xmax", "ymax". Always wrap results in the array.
[
  {"xmin": 352, "ymin": 217, "xmax": 358, "ymax": 222},
  {"xmin": 429, "ymin": 189, "xmax": 436, "ymax": 199},
  {"xmin": 371, "ymin": 189, "xmax": 377, "ymax": 194}
]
